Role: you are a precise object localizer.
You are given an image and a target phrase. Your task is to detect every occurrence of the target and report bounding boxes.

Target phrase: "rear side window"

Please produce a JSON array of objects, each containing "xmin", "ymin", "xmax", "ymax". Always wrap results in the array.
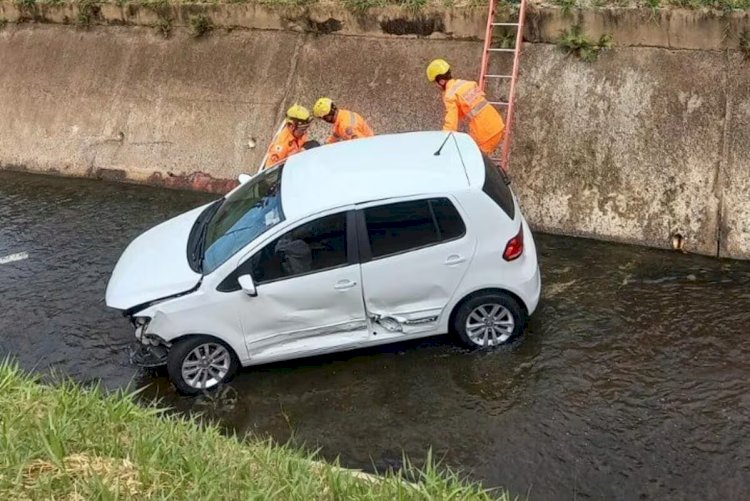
[
  {"xmin": 482, "ymin": 156, "xmax": 515, "ymax": 219},
  {"xmin": 431, "ymin": 198, "xmax": 464, "ymax": 240},
  {"xmin": 364, "ymin": 198, "xmax": 466, "ymax": 259}
]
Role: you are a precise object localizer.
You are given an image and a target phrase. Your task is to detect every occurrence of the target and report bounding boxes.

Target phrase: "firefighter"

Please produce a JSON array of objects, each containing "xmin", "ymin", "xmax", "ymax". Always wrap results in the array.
[
  {"xmin": 426, "ymin": 59, "xmax": 505, "ymax": 155},
  {"xmin": 262, "ymin": 104, "xmax": 315, "ymax": 170},
  {"xmin": 312, "ymin": 98, "xmax": 374, "ymax": 144}
]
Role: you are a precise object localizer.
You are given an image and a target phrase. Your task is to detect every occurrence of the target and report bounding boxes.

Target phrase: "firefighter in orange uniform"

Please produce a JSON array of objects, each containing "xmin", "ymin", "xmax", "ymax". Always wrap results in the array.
[
  {"xmin": 312, "ymin": 98, "xmax": 374, "ymax": 144},
  {"xmin": 262, "ymin": 104, "xmax": 314, "ymax": 170},
  {"xmin": 426, "ymin": 59, "xmax": 505, "ymax": 155}
]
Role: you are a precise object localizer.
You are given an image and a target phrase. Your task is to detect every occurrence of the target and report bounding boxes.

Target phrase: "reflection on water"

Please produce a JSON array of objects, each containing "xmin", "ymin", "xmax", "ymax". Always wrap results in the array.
[{"xmin": 1, "ymin": 170, "xmax": 749, "ymax": 500}]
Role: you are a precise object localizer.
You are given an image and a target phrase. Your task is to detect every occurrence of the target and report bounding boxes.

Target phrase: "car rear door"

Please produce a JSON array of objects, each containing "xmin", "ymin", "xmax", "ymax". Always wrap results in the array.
[
  {"xmin": 356, "ymin": 197, "xmax": 476, "ymax": 337},
  {"xmin": 218, "ymin": 210, "xmax": 369, "ymax": 360}
]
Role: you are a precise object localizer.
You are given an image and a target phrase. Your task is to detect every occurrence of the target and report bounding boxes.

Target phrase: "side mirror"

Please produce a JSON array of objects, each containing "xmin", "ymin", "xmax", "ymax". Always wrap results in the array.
[
  {"xmin": 238, "ymin": 174, "xmax": 252, "ymax": 185},
  {"xmin": 237, "ymin": 274, "xmax": 257, "ymax": 296}
]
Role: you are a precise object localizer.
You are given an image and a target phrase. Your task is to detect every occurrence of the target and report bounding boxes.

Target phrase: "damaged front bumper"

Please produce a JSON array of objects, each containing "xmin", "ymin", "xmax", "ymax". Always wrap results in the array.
[
  {"xmin": 128, "ymin": 316, "xmax": 169, "ymax": 367},
  {"xmin": 129, "ymin": 342, "xmax": 168, "ymax": 368}
]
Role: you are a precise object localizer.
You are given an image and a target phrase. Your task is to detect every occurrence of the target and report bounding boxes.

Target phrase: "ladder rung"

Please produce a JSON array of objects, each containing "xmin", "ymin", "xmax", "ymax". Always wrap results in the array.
[
  {"xmin": 488, "ymin": 101, "xmax": 509, "ymax": 106},
  {"xmin": 486, "ymin": 74, "xmax": 512, "ymax": 79},
  {"xmin": 491, "ymin": 23, "xmax": 520, "ymax": 26},
  {"xmin": 488, "ymin": 48, "xmax": 516, "ymax": 52}
]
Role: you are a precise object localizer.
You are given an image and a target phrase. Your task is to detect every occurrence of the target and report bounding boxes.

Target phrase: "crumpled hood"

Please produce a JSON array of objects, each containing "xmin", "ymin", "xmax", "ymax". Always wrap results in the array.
[{"xmin": 105, "ymin": 204, "xmax": 208, "ymax": 311}]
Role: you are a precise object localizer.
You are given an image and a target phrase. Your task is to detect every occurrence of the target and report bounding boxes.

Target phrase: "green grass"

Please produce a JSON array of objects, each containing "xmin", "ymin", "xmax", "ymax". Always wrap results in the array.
[
  {"xmin": 13, "ymin": 0, "xmax": 36, "ymax": 9},
  {"xmin": 0, "ymin": 360, "xmax": 509, "ymax": 500},
  {"xmin": 6, "ymin": 0, "xmax": 750, "ymax": 10},
  {"xmin": 552, "ymin": 0, "xmax": 576, "ymax": 15},
  {"xmin": 558, "ymin": 23, "xmax": 613, "ymax": 62},
  {"xmin": 189, "ymin": 13, "xmax": 212, "ymax": 36}
]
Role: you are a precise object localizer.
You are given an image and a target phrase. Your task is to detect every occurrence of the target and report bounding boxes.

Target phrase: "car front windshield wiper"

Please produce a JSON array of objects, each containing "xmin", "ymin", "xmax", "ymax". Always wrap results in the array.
[
  {"xmin": 190, "ymin": 200, "xmax": 223, "ymax": 273},
  {"xmin": 194, "ymin": 222, "xmax": 211, "ymax": 272}
]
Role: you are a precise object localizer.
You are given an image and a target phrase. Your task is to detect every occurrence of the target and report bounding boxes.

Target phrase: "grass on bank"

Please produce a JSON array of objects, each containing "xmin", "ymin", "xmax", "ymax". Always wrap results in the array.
[
  {"xmin": 0, "ymin": 361, "xmax": 509, "ymax": 500},
  {"xmin": 8, "ymin": 0, "xmax": 750, "ymax": 12}
]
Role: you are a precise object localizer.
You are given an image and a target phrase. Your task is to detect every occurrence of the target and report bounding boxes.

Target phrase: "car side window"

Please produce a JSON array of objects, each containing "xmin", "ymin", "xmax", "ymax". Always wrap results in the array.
[
  {"xmin": 431, "ymin": 198, "xmax": 465, "ymax": 241},
  {"xmin": 249, "ymin": 212, "xmax": 348, "ymax": 285},
  {"xmin": 364, "ymin": 198, "xmax": 466, "ymax": 260}
]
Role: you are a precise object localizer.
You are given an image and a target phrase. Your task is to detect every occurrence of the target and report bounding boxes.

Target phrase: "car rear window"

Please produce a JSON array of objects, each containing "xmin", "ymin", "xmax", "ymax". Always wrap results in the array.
[
  {"xmin": 364, "ymin": 198, "xmax": 466, "ymax": 259},
  {"xmin": 482, "ymin": 156, "xmax": 515, "ymax": 220}
]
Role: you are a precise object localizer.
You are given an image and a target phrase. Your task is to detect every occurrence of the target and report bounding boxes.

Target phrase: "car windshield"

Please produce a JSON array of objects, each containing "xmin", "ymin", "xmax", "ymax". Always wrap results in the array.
[{"xmin": 202, "ymin": 167, "xmax": 284, "ymax": 274}]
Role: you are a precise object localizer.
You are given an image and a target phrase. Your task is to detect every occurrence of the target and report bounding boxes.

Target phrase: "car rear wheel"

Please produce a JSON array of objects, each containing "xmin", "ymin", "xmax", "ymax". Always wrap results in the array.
[
  {"xmin": 167, "ymin": 336, "xmax": 239, "ymax": 395},
  {"xmin": 453, "ymin": 292, "xmax": 526, "ymax": 348}
]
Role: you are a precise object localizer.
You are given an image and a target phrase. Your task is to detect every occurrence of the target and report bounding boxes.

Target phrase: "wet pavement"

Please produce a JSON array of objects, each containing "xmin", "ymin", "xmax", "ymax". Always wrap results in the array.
[{"xmin": 1, "ymin": 170, "xmax": 749, "ymax": 500}]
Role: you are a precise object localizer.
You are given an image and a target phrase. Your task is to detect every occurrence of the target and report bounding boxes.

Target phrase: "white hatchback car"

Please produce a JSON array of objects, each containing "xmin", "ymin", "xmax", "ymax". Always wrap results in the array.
[{"xmin": 106, "ymin": 131, "xmax": 541, "ymax": 394}]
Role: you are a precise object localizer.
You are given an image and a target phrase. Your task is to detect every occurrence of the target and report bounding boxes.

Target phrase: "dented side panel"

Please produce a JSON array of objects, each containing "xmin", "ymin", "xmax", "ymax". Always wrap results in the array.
[
  {"xmin": 234, "ymin": 264, "xmax": 370, "ymax": 361},
  {"xmin": 361, "ymin": 232, "xmax": 477, "ymax": 336}
]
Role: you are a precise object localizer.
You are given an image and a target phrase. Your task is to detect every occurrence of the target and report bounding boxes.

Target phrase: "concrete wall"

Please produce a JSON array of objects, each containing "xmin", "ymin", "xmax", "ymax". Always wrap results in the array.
[{"xmin": 0, "ymin": 3, "xmax": 749, "ymax": 258}]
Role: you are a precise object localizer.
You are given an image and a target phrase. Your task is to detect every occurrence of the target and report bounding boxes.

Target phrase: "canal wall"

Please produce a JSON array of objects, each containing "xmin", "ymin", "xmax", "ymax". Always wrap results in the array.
[{"xmin": 0, "ymin": 2, "xmax": 749, "ymax": 259}]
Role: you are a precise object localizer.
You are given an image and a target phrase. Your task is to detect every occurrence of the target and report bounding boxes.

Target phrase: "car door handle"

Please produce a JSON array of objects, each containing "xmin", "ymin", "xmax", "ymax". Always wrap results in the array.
[
  {"xmin": 444, "ymin": 255, "xmax": 466, "ymax": 266},
  {"xmin": 334, "ymin": 280, "xmax": 357, "ymax": 291}
]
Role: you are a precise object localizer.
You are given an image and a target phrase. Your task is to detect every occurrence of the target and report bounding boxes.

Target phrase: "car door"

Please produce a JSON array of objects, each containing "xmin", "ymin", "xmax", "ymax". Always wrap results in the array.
[
  {"xmin": 218, "ymin": 210, "xmax": 369, "ymax": 361},
  {"xmin": 357, "ymin": 197, "xmax": 476, "ymax": 336}
]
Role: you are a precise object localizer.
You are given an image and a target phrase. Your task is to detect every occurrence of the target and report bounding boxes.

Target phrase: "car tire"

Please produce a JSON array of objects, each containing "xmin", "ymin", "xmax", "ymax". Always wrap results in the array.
[
  {"xmin": 166, "ymin": 336, "xmax": 239, "ymax": 396},
  {"xmin": 453, "ymin": 292, "xmax": 526, "ymax": 349}
]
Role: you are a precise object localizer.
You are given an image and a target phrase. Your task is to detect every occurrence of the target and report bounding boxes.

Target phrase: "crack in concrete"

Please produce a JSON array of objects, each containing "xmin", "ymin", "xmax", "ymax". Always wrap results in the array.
[{"xmin": 274, "ymin": 33, "xmax": 306, "ymax": 128}]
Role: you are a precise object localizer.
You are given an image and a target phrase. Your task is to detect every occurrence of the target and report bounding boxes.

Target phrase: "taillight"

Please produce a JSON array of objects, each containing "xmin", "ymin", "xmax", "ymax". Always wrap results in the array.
[{"xmin": 503, "ymin": 226, "xmax": 524, "ymax": 261}]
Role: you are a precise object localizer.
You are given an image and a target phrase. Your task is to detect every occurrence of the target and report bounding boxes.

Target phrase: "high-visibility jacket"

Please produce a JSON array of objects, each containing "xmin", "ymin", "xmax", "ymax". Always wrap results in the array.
[
  {"xmin": 442, "ymin": 79, "xmax": 505, "ymax": 154},
  {"xmin": 326, "ymin": 109, "xmax": 374, "ymax": 144},
  {"xmin": 263, "ymin": 125, "xmax": 308, "ymax": 169}
]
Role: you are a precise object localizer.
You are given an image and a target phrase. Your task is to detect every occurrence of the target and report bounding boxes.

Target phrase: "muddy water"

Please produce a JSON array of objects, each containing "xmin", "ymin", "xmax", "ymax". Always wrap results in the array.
[{"xmin": 1, "ymin": 170, "xmax": 749, "ymax": 500}]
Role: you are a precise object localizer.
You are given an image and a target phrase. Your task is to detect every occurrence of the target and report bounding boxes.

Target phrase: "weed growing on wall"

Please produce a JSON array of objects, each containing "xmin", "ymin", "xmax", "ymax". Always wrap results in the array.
[
  {"xmin": 341, "ymin": 0, "xmax": 385, "ymax": 10},
  {"xmin": 156, "ymin": 16, "xmax": 171, "ymax": 37},
  {"xmin": 553, "ymin": 0, "xmax": 577, "ymax": 15},
  {"xmin": 76, "ymin": 0, "xmax": 101, "ymax": 27},
  {"xmin": 254, "ymin": 0, "xmax": 316, "ymax": 6},
  {"xmin": 558, "ymin": 24, "xmax": 613, "ymax": 62},
  {"xmin": 339, "ymin": 0, "xmax": 429, "ymax": 11},
  {"xmin": 14, "ymin": 0, "xmax": 38, "ymax": 21},
  {"xmin": 190, "ymin": 14, "xmax": 212, "ymax": 37}
]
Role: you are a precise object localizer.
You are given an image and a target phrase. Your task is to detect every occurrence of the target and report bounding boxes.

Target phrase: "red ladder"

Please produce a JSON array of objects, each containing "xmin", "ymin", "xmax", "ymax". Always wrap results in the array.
[{"xmin": 478, "ymin": 0, "xmax": 529, "ymax": 171}]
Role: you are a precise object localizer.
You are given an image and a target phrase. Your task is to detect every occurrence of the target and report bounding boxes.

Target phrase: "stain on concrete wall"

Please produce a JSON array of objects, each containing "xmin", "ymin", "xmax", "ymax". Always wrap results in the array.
[
  {"xmin": 510, "ymin": 45, "xmax": 725, "ymax": 256},
  {"xmin": 720, "ymin": 53, "xmax": 750, "ymax": 259}
]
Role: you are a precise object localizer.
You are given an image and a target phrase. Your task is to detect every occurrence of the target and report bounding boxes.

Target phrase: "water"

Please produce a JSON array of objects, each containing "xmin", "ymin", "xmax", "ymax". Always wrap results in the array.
[{"xmin": 1, "ymin": 170, "xmax": 749, "ymax": 500}]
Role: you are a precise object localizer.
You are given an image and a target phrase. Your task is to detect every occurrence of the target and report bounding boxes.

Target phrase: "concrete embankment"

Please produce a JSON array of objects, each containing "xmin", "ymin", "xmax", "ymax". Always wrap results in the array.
[{"xmin": 0, "ymin": 2, "xmax": 748, "ymax": 258}]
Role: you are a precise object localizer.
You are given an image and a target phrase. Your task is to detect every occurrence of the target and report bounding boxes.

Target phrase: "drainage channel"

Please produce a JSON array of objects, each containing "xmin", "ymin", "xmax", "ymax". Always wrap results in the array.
[{"xmin": 1, "ymin": 170, "xmax": 748, "ymax": 500}]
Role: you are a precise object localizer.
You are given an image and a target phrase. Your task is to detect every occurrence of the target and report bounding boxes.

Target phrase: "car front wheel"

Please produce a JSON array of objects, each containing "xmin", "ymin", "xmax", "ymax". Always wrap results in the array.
[
  {"xmin": 166, "ymin": 336, "xmax": 239, "ymax": 395},
  {"xmin": 453, "ymin": 292, "xmax": 526, "ymax": 348}
]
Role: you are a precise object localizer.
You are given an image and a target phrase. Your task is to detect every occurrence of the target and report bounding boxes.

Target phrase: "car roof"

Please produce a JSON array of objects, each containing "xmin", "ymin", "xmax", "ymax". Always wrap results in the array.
[{"xmin": 280, "ymin": 131, "xmax": 486, "ymax": 220}]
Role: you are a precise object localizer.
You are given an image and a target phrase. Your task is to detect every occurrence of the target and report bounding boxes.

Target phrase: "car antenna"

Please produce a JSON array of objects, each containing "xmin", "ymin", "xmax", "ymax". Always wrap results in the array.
[
  {"xmin": 433, "ymin": 131, "xmax": 453, "ymax": 156},
  {"xmin": 450, "ymin": 134, "xmax": 471, "ymax": 184}
]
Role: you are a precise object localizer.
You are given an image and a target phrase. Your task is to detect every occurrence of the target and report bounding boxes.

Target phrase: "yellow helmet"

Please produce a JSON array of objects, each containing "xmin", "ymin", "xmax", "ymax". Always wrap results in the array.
[
  {"xmin": 426, "ymin": 59, "xmax": 451, "ymax": 82},
  {"xmin": 285, "ymin": 104, "xmax": 312, "ymax": 125},
  {"xmin": 312, "ymin": 97, "xmax": 334, "ymax": 118}
]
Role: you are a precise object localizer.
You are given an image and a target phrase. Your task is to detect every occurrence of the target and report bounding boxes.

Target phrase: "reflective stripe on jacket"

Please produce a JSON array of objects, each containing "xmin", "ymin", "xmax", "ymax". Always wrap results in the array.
[
  {"xmin": 442, "ymin": 79, "xmax": 505, "ymax": 148},
  {"xmin": 326, "ymin": 109, "xmax": 374, "ymax": 144},
  {"xmin": 264, "ymin": 126, "xmax": 308, "ymax": 169}
]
